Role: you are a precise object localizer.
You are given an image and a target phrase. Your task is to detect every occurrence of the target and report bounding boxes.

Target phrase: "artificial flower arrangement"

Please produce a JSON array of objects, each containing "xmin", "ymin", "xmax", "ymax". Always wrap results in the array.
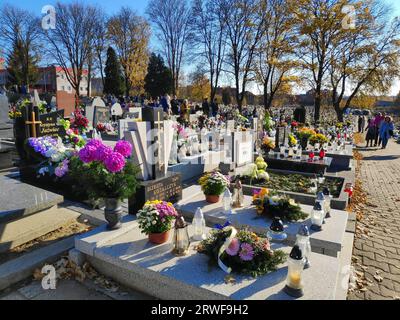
[
  {"xmin": 288, "ymin": 134, "xmax": 298, "ymax": 147},
  {"xmin": 26, "ymin": 136, "xmax": 75, "ymax": 178},
  {"xmin": 96, "ymin": 122, "xmax": 115, "ymax": 134},
  {"xmin": 68, "ymin": 139, "xmax": 138, "ymax": 201},
  {"xmin": 309, "ymin": 133, "xmax": 329, "ymax": 146},
  {"xmin": 60, "ymin": 119, "xmax": 86, "ymax": 148},
  {"xmin": 252, "ymin": 188, "xmax": 308, "ymax": 222},
  {"xmin": 264, "ymin": 113, "xmax": 275, "ymax": 132},
  {"xmin": 137, "ymin": 200, "xmax": 179, "ymax": 244},
  {"xmin": 296, "ymin": 127, "xmax": 316, "ymax": 141},
  {"xmin": 239, "ymin": 157, "xmax": 270, "ymax": 184},
  {"xmin": 261, "ymin": 136, "xmax": 276, "ymax": 154},
  {"xmin": 198, "ymin": 171, "xmax": 230, "ymax": 203},
  {"xmin": 8, "ymin": 106, "xmax": 22, "ymax": 119},
  {"xmin": 291, "ymin": 121, "xmax": 299, "ymax": 128},
  {"xmin": 70, "ymin": 108, "xmax": 89, "ymax": 134},
  {"xmin": 197, "ymin": 224, "xmax": 286, "ymax": 277}
]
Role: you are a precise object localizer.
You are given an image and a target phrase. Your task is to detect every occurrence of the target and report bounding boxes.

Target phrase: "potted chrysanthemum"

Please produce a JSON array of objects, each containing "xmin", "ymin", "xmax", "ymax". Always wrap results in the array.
[
  {"xmin": 69, "ymin": 139, "xmax": 139, "ymax": 230},
  {"xmin": 137, "ymin": 201, "xmax": 179, "ymax": 244},
  {"xmin": 198, "ymin": 171, "xmax": 230, "ymax": 203}
]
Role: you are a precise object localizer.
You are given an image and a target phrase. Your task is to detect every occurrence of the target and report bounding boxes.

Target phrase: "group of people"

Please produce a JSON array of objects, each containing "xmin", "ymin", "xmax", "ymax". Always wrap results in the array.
[{"xmin": 360, "ymin": 113, "xmax": 395, "ymax": 149}]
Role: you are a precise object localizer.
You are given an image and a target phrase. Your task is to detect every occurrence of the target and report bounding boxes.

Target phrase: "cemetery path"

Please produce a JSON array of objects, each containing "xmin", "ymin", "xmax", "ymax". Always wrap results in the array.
[{"xmin": 348, "ymin": 139, "xmax": 400, "ymax": 300}]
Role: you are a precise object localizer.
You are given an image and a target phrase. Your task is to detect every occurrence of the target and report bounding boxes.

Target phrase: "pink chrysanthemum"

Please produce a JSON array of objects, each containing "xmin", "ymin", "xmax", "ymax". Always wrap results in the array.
[
  {"xmin": 114, "ymin": 140, "xmax": 132, "ymax": 158},
  {"xmin": 226, "ymin": 238, "xmax": 240, "ymax": 256},
  {"xmin": 86, "ymin": 139, "xmax": 103, "ymax": 148},
  {"xmin": 239, "ymin": 243, "xmax": 255, "ymax": 261},
  {"xmin": 79, "ymin": 145, "xmax": 97, "ymax": 163},
  {"xmin": 96, "ymin": 144, "xmax": 113, "ymax": 162},
  {"xmin": 104, "ymin": 152, "xmax": 126, "ymax": 173}
]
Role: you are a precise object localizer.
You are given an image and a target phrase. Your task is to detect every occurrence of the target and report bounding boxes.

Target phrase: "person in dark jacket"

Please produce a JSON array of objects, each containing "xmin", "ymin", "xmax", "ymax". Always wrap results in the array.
[
  {"xmin": 211, "ymin": 98, "xmax": 219, "ymax": 117},
  {"xmin": 202, "ymin": 98, "xmax": 210, "ymax": 117}
]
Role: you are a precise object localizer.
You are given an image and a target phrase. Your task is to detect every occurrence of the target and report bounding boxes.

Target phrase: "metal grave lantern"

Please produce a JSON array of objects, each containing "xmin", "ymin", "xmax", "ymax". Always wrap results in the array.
[{"xmin": 172, "ymin": 216, "xmax": 190, "ymax": 256}]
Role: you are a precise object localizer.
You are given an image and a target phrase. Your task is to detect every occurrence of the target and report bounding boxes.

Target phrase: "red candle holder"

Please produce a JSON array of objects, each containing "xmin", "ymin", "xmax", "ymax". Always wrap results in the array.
[
  {"xmin": 319, "ymin": 149, "xmax": 326, "ymax": 160},
  {"xmin": 309, "ymin": 151, "xmax": 315, "ymax": 161}
]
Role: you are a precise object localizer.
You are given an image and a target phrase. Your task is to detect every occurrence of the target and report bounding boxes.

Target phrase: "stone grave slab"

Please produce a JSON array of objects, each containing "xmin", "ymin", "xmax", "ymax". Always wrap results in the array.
[
  {"xmin": 0, "ymin": 174, "xmax": 64, "ymax": 223},
  {"xmin": 168, "ymin": 150, "xmax": 224, "ymax": 183},
  {"xmin": 264, "ymin": 154, "xmax": 332, "ymax": 175},
  {"xmin": 176, "ymin": 193, "xmax": 348, "ymax": 257},
  {"xmin": 75, "ymin": 220, "xmax": 340, "ymax": 300}
]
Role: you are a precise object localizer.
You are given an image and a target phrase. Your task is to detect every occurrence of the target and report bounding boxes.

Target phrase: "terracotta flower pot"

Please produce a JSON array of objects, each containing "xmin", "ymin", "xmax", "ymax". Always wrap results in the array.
[
  {"xmin": 205, "ymin": 194, "xmax": 220, "ymax": 203},
  {"xmin": 148, "ymin": 230, "xmax": 170, "ymax": 244}
]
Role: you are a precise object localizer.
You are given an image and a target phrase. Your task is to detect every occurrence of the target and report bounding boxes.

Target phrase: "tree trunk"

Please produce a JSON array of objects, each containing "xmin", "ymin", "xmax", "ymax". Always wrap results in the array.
[
  {"xmin": 334, "ymin": 102, "xmax": 344, "ymax": 122},
  {"xmin": 314, "ymin": 86, "xmax": 321, "ymax": 124}
]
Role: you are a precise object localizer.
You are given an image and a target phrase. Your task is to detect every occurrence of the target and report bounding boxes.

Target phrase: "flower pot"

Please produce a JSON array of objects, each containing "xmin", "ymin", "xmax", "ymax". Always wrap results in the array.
[
  {"xmin": 104, "ymin": 198, "xmax": 123, "ymax": 230},
  {"xmin": 205, "ymin": 194, "xmax": 220, "ymax": 203},
  {"xmin": 149, "ymin": 230, "xmax": 170, "ymax": 244}
]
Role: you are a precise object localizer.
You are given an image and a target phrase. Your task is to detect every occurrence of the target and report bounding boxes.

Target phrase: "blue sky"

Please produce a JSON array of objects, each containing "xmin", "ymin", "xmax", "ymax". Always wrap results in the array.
[
  {"xmin": 5, "ymin": 0, "xmax": 149, "ymax": 15},
  {"xmin": 4, "ymin": 0, "xmax": 400, "ymax": 95}
]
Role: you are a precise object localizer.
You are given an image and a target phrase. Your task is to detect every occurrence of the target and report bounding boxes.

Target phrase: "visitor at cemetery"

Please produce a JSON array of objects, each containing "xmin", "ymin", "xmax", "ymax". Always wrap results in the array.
[
  {"xmin": 379, "ymin": 116, "xmax": 394, "ymax": 149},
  {"xmin": 365, "ymin": 118, "xmax": 376, "ymax": 148},
  {"xmin": 211, "ymin": 98, "xmax": 219, "ymax": 117},
  {"xmin": 202, "ymin": 98, "xmax": 210, "ymax": 117},
  {"xmin": 373, "ymin": 112, "xmax": 385, "ymax": 147},
  {"xmin": 358, "ymin": 115, "xmax": 366, "ymax": 133},
  {"xmin": 171, "ymin": 95, "xmax": 179, "ymax": 115}
]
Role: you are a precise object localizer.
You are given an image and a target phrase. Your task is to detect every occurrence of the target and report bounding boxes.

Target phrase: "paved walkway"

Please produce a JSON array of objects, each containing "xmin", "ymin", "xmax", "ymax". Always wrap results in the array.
[{"xmin": 348, "ymin": 139, "xmax": 400, "ymax": 300}]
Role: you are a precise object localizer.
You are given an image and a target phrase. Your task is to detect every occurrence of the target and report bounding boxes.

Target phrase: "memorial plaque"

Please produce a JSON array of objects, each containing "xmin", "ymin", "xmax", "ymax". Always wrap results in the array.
[
  {"xmin": 275, "ymin": 126, "xmax": 288, "ymax": 148},
  {"xmin": 128, "ymin": 172, "xmax": 182, "ymax": 214},
  {"xmin": 39, "ymin": 110, "xmax": 65, "ymax": 138},
  {"xmin": 93, "ymin": 106, "xmax": 110, "ymax": 127}
]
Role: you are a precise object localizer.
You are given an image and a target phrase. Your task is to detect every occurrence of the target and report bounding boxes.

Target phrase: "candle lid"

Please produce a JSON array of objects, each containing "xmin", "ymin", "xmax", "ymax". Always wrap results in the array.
[
  {"xmin": 270, "ymin": 217, "xmax": 284, "ymax": 232},
  {"xmin": 313, "ymin": 202, "xmax": 323, "ymax": 211},
  {"xmin": 297, "ymin": 224, "xmax": 310, "ymax": 237},
  {"xmin": 175, "ymin": 216, "xmax": 187, "ymax": 229},
  {"xmin": 322, "ymin": 187, "xmax": 331, "ymax": 196},
  {"xmin": 289, "ymin": 245, "xmax": 303, "ymax": 260}
]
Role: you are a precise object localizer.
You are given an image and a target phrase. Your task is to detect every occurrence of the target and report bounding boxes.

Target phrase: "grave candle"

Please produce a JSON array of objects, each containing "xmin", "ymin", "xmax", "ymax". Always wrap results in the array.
[{"xmin": 284, "ymin": 245, "xmax": 305, "ymax": 298}]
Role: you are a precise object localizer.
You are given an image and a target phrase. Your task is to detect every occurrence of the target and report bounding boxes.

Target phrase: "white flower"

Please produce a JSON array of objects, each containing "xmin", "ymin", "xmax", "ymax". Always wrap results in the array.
[{"xmin": 152, "ymin": 221, "xmax": 157, "ymax": 225}]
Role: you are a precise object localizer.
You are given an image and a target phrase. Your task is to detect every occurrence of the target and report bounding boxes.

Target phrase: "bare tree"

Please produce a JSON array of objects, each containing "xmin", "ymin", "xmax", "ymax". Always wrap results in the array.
[
  {"xmin": 218, "ymin": 0, "xmax": 267, "ymax": 111},
  {"xmin": 190, "ymin": 0, "xmax": 226, "ymax": 102},
  {"xmin": 0, "ymin": 4, "xmax": 41, "ymax": 89},
  {"xmin": 146, "ymin": 0, "xmax": 192, "ymax": 96},
  {"xmin": 42, "ymin": 2, "xmax": 100, "ymax": 105},
  {"xmin": 92, "ymin": 9, "xmax": 108, "ymax": 90},
  {"xmin": 107, "ymin": 7, "xmax": 151, "ymax": 96}
]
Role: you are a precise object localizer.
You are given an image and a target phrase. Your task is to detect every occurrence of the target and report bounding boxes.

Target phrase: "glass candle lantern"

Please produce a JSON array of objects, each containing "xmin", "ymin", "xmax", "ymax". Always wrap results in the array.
[
  {"xmin": 280, "ymin": 145, "xmax": 285, "ymax": 158},
  {"xmin": 172, "ymin": 216, "xmax": 190, "ymax": 256},
  {"xmin": 309, "ymin": 178, "xmax": 318, "ymax": 194},
  {"xmin": 295, "ymin": 225, "xmax": 311, "ymax": 269},
  {"xmin": 308, "ymin": 151, "xmax": 315, "ymax": 161},
  {"xmin": 192, "ymin": 208, "xmax": 207, "ymax": 241},
  {"xmin": 284, "ymin": 245, "xmax": 305, "ymax": 298},
  {"xmin": 267, "ymin": 217, "xmax": 287, "ymax": 242},
  {"xmin": 284, "ymin": 145, "xmax": 290, "ymax": 158},
  {"xmin": 232, "ymin": 180, "xmax": 244, "ymax": 208},
  {"xmin": 297, "ymin": 146, "xmax": 302, "ymax": 160},
  {"xmin": 322, "ymin": 187, "xmax": 332, "ymax": 218},
  {"xmin": 222, "ymin": 188, "xmax": 233, "ymax": 213},
  {"xmin": 310, "ymin": 202, "xmax": 324, "ymax": 231},
  {"xmin": 318, "ymin": 173, "xmax": 325, "ymax": 184}
]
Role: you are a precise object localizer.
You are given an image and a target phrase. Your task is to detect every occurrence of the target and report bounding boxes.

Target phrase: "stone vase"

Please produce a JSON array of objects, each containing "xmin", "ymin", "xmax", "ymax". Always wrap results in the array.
[
  {"xmin": 104, "ymin": 198, "xmax": 123, "ymax": 230},
  {"xmin": 148, "ymin": 230, "xmax": 170, "ymax": 244}
]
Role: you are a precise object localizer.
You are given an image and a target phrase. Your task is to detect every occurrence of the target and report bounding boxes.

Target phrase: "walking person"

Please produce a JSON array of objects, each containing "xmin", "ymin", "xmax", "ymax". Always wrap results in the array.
[
  {"xmin": 365, "ymin": 118, "xmax": 376, "ymax": 148},
  {"xmin": 358, "ymin": 115, "xmax": 365, "ymax": 133},
  {"xmin": 202, "ymin": 98, "xmax": 210, "ymax": 117},
  {"xmin": 379, "ymin": 116, "xmax": 394, "ymax": 149}
]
